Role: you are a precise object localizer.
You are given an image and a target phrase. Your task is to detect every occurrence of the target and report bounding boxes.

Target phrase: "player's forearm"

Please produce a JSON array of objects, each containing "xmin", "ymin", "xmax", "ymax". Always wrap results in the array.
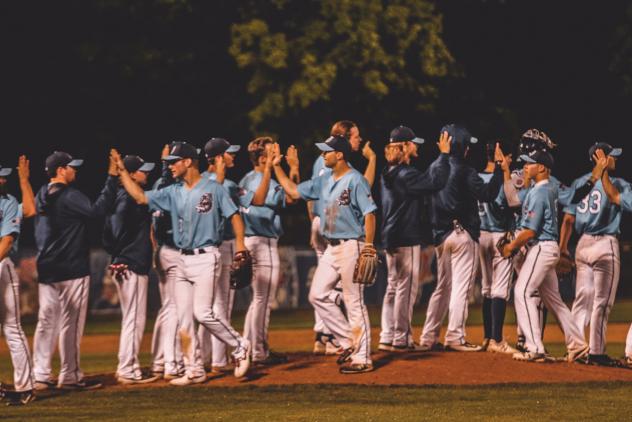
[
  {"xmin": 601, "ymin": 171, "xmax": 620, "ymax": 205},
  {"xmin": 273, "ymin": 164, "xmax": 300, "ymax": 200},
  {"xmin": 306, "ymin": 201, "xmax": 315, "ymax": 221},
  {"xmin": 231, "ymin": 213, "xmax": 247, "ymax": 251},
  {"xmin": 19, "ymin": 178, "xmax": 36, "ymax": 218},
  {"xmin": 0, "ymin": 236, "xmax": 14, "ymax": 262},
  {"xmin": 251, "ymin": 167, "xmax": 272, "ymax": 206},
  {"xmin": 364, "ymin": 213, "xmax": 376, "ymax": 244},
  {"xmin": 118, "ymin": 169, "xmax": 147, "ymax": 205},
  {"xmin": 363, "ymin": 156, "xmax": 376, "ymax": 188},
  {"xmin": 559, "ymin": 213, "xmax": 575, "ymax": 253},
  {"xmin": 508, "ymin": 229, "xmax": 536, "ymax": 252}
]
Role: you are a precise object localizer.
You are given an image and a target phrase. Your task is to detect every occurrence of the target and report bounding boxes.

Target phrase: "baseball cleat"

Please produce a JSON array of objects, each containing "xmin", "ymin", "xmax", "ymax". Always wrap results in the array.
[
  {"xmin": 584, "ymin": 354, "xmax": 627, "ymax": 368},
  {"xmin": 486, "ymin": 340, "xmax": 519, "ymax": 355},
  {"xmin": 58, "ymin": 380, "xmax": 103, "ymax": 390},
  {"xmin": 515, "ymin": 335, "xmax": 527, "ymax": 353},
  {"xmin": 417, "ymin": 342, "xmax": 444, "ymax": 352},
  {"xmin": 512, "ymin": 351, "xmax": 553, "ymax": 363},
  {"xmin": 324, "ymin": 335, "xmax": 342, "ymax": 355},
  {"xmin": 566, "ymin": 345, "xmax": 590, "ymax": 363},
  {"xmin": 481, "ymin": 338, "xmax": 491, "ymax": 351},
  {"xmin": 117, "ymin": 374, "xmax": 160, "ymax": 385},
  {"xmin": 254, "ymin": 351, "xmax": 288, "ymax": 367},
  {"xmin": 378, "ymin": 343, "xmax": 394, "ymax": 352},
  {"xmin": 339, "ymin": 363, "xmax": 374, "ymax": 374},
  {"xmin": 624, "ymin": 356, "xmax": 632, "ymax": 368},
  {"xmin": 233, "ymin": 341, "xmax": 251, "ymax": 378},
  {"xmin": 445, "ymin": 341, "xmax": 483, "ymax": 352},
  {"xmin": 210, "ymin": 365, "xmax": 233, "ymax": 374},
  {"xmin": 392, "ymin": 343, "xmax": 425, "ymax": 353},
  {"xmin": 163, "ymin": 372, "xmax": 185, "ymax": 381},
  {"xmin": 313, "ymin": 332, "xmax": 327, "ymax": 355},
  {"xmin": 169, "ymin": 374, "xmax": 207, "ymax": 386},
  {"xmin": 336, "ymin": 347, "xmax": 354, "ymax": 365},
  {"xmin": 34, "ymin": 380, "xmax": 56, "ymax": 391},
  {"xmin": 3, "ymin": 390, "xmax": 35, "ymax": 406}
]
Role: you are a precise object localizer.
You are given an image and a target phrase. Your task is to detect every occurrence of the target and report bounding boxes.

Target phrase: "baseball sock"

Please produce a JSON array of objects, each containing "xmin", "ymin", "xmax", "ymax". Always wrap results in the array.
[
  {"xmin": 491, "ymin": 298, "xmax": 507, "ymax": 342},
  {"xmin": 482, "ymin": 297, "xmax": 492, "ymax": 340}
]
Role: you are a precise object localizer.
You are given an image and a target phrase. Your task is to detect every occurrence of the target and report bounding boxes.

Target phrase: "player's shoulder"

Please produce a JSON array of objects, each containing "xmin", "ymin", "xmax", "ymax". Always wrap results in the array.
[
  {"xmin": 0, "ymin": 193, "xmax": 19, "ymax": 208},
  {"xmin": 612, "ymin": 176, "xmax": 631, "ymax": 189},
  {"xmin": 572, "ymin": 172, "xmax": 592, "ymax": 185},
  {"xmin": 239, "ymin": 170, "xmax": 257, "ymax": 185}
]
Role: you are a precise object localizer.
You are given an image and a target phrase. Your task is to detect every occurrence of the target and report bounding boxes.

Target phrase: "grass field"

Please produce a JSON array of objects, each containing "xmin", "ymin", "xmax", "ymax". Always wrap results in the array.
[{"xmin": 2, "ymin": 302, "xmax": 632, "ymax": 419}]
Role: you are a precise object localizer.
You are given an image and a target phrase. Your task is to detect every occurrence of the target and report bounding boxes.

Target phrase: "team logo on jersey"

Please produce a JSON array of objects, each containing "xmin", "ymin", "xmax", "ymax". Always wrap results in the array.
[
  {"xmin": 196, "ymin": 193, "xmax": 213, "ymax": 213},
  {"xmin": 337, "ymin": 188, "xmax": 351, "ymax": 206},
  {"xmin": 274, "ymin": 185, "xmax": 282, "ymax": 193}
]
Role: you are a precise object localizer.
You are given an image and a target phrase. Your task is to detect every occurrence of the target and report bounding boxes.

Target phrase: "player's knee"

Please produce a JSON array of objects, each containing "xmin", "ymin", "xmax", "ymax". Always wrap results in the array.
[{"xmin": 193, "ymin": 306, "xmax": 214, "ymax": 323}]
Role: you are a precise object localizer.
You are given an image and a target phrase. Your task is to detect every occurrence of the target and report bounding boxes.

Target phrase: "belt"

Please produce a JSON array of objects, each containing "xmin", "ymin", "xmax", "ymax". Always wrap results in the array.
[
  {"xmin": 325, "ymin": 238, "xmax": 354, "ymax": 246},
  {"xmin": 179, "ymin": 247, "xmax": 213, "ymax": 256}
]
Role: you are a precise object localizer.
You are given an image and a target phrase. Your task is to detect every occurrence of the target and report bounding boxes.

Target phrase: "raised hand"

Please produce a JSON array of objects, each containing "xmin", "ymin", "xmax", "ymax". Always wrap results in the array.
[
  {"xmin": 285, "ymin": 145, "xmax": 299, "ymax": 169},
  {"xmin": 271, "ymin": 143, "xmax": 283, "ymax": 167},
  {"xmin": 592, "ymin": 149, "xmax": 608, "ymax": 178},
  {"xmin": 161, "ymin": 144, "xmax": 170, "ymax": 160},
  {"xmin": 17, "ymin": 155, "xmax": 30, "ymax": 180},
  {"xmin": 362, "ymin": 141, "xmax": 376, "ymax": 160},
  {"xmin": 437, "ymin": 131, "xmax": 451, "ymax": 154},
  {"xmin": 110, "ymin": 149, "xmax": 124, "ymax": 174},
  {"xmin": 215, "ymin": 154, "xmax": 226, "ymax": 183},
  {"xmin": 494, "ymin": 142, "xmax": 505, "ymax": 163}
]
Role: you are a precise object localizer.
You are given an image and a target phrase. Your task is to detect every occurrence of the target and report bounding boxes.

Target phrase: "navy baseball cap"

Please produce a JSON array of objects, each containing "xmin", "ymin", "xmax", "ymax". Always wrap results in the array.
[
  {"xmin": 519, "ymin": 150, "xmax": 554, "ymax": 169},
  {"xmin": 45, "ymin": 151, "xmax": 84, "ymax": 174},
  {"xmin": 164, "ymin": 142, "xmax": 200, "ymax": 162},
  {"xmin": 440, "ymin": 124, "xmax": 478, "ymax": 146},
  {"xmin": 204, "ymin": 138, "xmax": 241, "ymax": 158},
  {"xmin": 0, "ymin": 166, "xmax": 12, "ymax": 177},
  {"xmin": 390, "ymin": 125, "xmax": 424, "ymax": 145},
  {"xmin": 123, "ymin": 155, "xmax": 155, "ymax": 173},
  {"xmin": 316, "ymin": 135, "xmax": 352, "ymax": 157},
  {"xmin": 588, "ymin": 142, "xmax": 622, "ymax": 162}
]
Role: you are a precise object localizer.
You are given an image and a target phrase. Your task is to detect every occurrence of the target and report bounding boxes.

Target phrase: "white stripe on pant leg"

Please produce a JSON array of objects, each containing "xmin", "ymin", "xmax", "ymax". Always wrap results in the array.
[
  {"xmin": 589, "ymin": 237, "xmax": 620, "ymax": 355},
  {"xmin": 308, "ymin": 246, "xmax": 352, "ymax": 350},
  {"xmin": 2, "ymin": 258, "xmax": 34, "ymax": 391},
  {"xmin": 210, "ymin": 239, "xmax": 235, "ymax": 367},
  {"xmin": 33, "ymin": 282, "xmax": 61, "ymax": 382},
  {"xmin": 514, "ymin": 246, "xmax": 545, "ymax": 354},
  {"xmin": 174, "ymin": 266, "xmax": 200, "ymax": 378},
  {"xmin": 420, "ymin": 239, "xmax": 453, "ymax": 346},
  {"xmin": 57, "ymin": 277, "xmax": 90, "ymax": 385},
  {"xmin": 116, "ymin": 271, "xmax": 148, "ymax": 379},
  {"xmin": 571, "ymin": 236, "xmax": 594, "ymax": 337}
]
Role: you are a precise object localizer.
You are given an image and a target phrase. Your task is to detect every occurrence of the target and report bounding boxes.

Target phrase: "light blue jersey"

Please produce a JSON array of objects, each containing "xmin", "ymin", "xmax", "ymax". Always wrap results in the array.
[
  {"xmin": 298, "ymin": 168, "xmax": 377, "ymax": 240},
  {"xmin": 238, "ymin": 170, "xmax": 285, "ymax": 239},
  {"xmin": 563, "ymin": 173, "xmax": 631, "ymax": 236},
  {"xmin": 0, "ymin": 195, "xmax": 21, "ymax": 256},
  {"xmin": 519, "ymin": 179, "xmax": 558, "ymax": 242},
  {"xmin": 146, "ymin": 177, "xmax": 238, "ymax": 249},
  {"xmin": 311, "ymin": 156, "xmax": 329, "ymax": 219},
  {"xmin": 204, "ymin": 171, "xmax": 245, "ymax": 241},
  {"xmin": 478, "ymin": 172, "xmax": 514, "ymax": 233},
  {"xmin": 619, "ymin": 188, "xmax": 632, "ymax": 213}
]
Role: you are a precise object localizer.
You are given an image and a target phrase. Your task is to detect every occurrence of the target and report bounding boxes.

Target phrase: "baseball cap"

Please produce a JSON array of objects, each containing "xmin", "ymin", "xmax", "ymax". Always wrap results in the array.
[
  {"xmin": 45, "ymin": 151, "xmax": 84, "ymax": 174},
  {"xmin": 390, "ymin": 125, "xmax": 424, "ymax": 145},
  {"xmin": 164, "ymin": 142, "xmax": 200, "ymax": 162},
  {"xmin": 0, "ymin": 166, "xmax": 12, "ymax": 177},
  {"xmin": 588, "ymin": 142, "xmax": 622, "ymax": 162},
  {"xmin": 316, "ymin": 135, "xmax": 352, "ymax": 157},
  {"xmin": 440, "ymin": 124, "xmax": 478, "ymax": 151},
  {"xmin": 123, "ymin": 155, "xmax": 155, "ymax": 173},
  {"xmin": 519, "ymin": 150, "xmax": 555, "ymax": 169},
  {"xmin": 204, "ymin": 138, "xmax": 241, "ymax": 158}
]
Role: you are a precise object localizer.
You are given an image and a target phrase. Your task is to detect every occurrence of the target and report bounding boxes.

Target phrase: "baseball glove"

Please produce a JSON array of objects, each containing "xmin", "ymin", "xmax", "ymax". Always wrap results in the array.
[
  {"xmin": 556, "ymin": 251, "xmax": 575, "ymax": 276},
  {"xmin": 230, "ymin": 250, "xmax": 253, "ymax": 290},
  {"xmin": 496, "ymin": 231, "xmax": 516, "ymax": 258},
  {"xmin": 353, "ymin": 244, "xmax": 379, "ymax": 285}
]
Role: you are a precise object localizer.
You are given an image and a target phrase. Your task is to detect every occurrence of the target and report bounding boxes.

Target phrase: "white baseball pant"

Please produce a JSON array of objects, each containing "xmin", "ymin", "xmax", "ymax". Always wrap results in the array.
[
  {"xmin": 309, "ymin": 239, "xmax": 371, "ymax": 365},
  {"xmin": 114, "ymin": 270, "xmax": 148, "ymax": 379},
  {"xmin": 0, "ymin": 258, "xmax": 34, "ymax": 392},
  {"xmin": 571, "ymin": 234, "xmax": 620, "ymax": 355},
  {"xmin": 175, "ymin": 248, "xmax": 246, "ymax": 378},
  {"xmin": 33, "ymin": 276, "xmax": 90, "ymax": 385},
  {"xmin": 420, "ymin": 229, "xmax": 479, "ymax": 347},
  {"xmin": 151, "ymin": 245, "xmax": 183, "ymax": 376},
  {"xmin": 479, "ymin": 231, "xmax": 513, "ymax": 300},
  {"xmin": 514, "ymin": 241, "xmax": 586, "ymax": 354},
  {"xmin": 380, "ymin": 245, "xmax": 420, "ymax": 347},
  {"xmin": 198, "ymin": 239, "xmax": 235, "ymax": 368},
  {"xmin": 243, "ymin": 236, "xmax": 280, "ymax": 362}
]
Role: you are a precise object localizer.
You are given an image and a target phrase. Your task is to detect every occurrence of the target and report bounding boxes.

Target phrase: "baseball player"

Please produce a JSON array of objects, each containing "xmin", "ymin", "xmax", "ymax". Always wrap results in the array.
[
  {"xmin": 311, "ymin": 120, "xmax": 375, "ymax": 355},
  {"xmin": 419, "ymin": 124, "xmax": 506, "ymax": 352},
  {"xmin": 239, "ymin": 137, "xmax": 294, "ymax": 365},
  {"xmin": 150, "ymin": 144, "xmax": 184, "ymax": 380},
  {"xmin": 103, "ymin": 154, "xmax": 158, "ymax": 384},
  {"xmin": 500, "ymin": 150, "xmax": 588, "ymax": 362},
  {"xmin": 559, "ymin": 143, "xmax": 626, "ymax": 366},
  {"xmin": 33, "ymin": 151, "xmax": 117, "ymax": 390},
  {"xmin": 111, "ymin": 142, "xmax": 251, "ymax": 385},
  {"xmin": 273, "ymin": 136, "xmax": 377, "ymax": 374},
  {"xmin": 0, "ymin": 157, "xmax": 36, "ymax": 405},
  {"xmin": 590, "ymin": 148, "xmax": 632, "ymax": 367},
  {"xmin": 379, "ymin": 126, "xmax": 450, "ymax": 352},
  {"xmin": 197, "ymin": 138, "xmax": 242, "ymax": 372},
  {"xmin": 478, "ymin": 142, "xmax": 519, "ymax": 354}
]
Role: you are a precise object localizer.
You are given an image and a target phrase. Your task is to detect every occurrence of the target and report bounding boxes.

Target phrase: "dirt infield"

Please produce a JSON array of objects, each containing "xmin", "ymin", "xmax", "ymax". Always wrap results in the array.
[{"xmin": 5, "ymin": 324, "xmax": 632, "ymax": 389}]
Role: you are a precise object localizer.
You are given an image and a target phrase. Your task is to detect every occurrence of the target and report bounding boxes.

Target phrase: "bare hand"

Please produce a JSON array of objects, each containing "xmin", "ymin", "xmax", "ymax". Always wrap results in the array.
[
  {"xmin": 591, "ymin": 149, "xmax": 608, "ymax": 181},
  {"xmin": 494, "ymin": 142, "xmax": 505, "ymax": 163},
  {"xmin": 437, "ymin": 131, "xmax": 451, "ymax": 154},
  {"xmin": 501, "ymin": 243, "xmax": 514, "ymax": 259},
  {"xmin": 271, "ymin": 143, "xmax": 283, "ymax": 167},
  {"xmin": 501, "ymin": 152, "xmax": 512, "ymax": 173},
  {"xmin": 362, "ymin": 141, "xmax": 376, "ymax": 160},
  {"xmin": 285, "ymin": 145, "xmax": 299, "ymax": 169},
  {"xmin": 215, "ymin": 155, "xmax": 226, "ymax": 179},
  {"xmin": 110, "ymin": 149, "xmax": 124, "ymax": 174},
  {"xmin": 161, "ymin": 144, "xmax": 170, "ymax": 160},
  {"xmin": 17, "ymin": 155, "xmax": 30, "ymax": 180}
]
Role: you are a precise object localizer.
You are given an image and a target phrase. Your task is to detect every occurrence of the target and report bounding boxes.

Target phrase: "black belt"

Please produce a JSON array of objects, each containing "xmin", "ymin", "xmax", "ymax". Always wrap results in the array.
[
  {"xmin": 180, "ymin": 248, "xmax": 208, "ymax": 255},
  {"xmin": 325, "ymin": 238, "xmax": 353, "ymax": 246}
]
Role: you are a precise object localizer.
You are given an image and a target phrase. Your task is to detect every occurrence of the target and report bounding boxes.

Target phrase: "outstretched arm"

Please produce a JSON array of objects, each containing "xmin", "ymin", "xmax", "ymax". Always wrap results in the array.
[
  {"xmin": 111, "ymin": 149, "xmax": 148, "ymax": 205},
  {"xmin": 231, "ymin": 213, "xmax": 247, "ymax": 252},
  {"xmin": 364, "ymin": 212, "xmax": 376, "ymax": 245},
  {"xmin": 362, "ymin": 141, "xmax": 377, "ymax": 187},
  {"xmin": 17, "ymin": 155, "xmax": 36, "ymax": 219},
  {"xmin": 501, "ymin": 229, "xmax": 536, "ymax": 258},
  {"xmin": 272, "ymin": 144, "xmax": 301, "ymax": 200},
  {"xmin": 559, "ymin": 213, "xmax": 576, "ymax": 255},
  {"xmin": 251, "ymin": 146, "xmax": 274, "ymax": 206}
]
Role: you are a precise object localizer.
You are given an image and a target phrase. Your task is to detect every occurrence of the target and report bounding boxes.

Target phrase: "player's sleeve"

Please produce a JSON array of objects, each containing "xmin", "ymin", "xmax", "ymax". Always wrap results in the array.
[
  {"xmin": 0, "ymin": 197, "xmax": 20, "ymax": 238},
  {"xmin": 403, "ymin": 154, "xmax": 449, "ymax": 196},
  {"xmin": 615, "ymin": 179, "xmax": 632, "ymax": 212},
  {"xmin": 236, "ymin": 177, "xmax": 255, "ymax": 208},
  {"xmin": 69, "ymin": 176, "xmax": 118, "ymax": 219},
  {"xmin": 466, "ymin": 166, "xmax": 503, "ymax": 202},
  {"xmin": 146, "ymin": 184, "xmax": 175, "ymax": 213},
  {"xmin": 266, "ymin": 180, "xmax": 286, "ymax": 209},
  {"xmin": 216, "ymin": 184, "xmax": 239, "ymax": 218},
  {"xmin": 520, "ymin": 192, "xmax": 546, "ymax": 233},
  {"xmin": 297, "ymin": 176, "xmax": 322, "ymax": 201},
  {"xmin": 562, "ymin": 178, "xmax": 581, "ymax": 215},
  {"xmin": 311, "ymin": 157, "xmax": 323, "ymax": 180},
  {"xmin": 353, "ymin": 176, "xmax": 378, "ymax": 216}
]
